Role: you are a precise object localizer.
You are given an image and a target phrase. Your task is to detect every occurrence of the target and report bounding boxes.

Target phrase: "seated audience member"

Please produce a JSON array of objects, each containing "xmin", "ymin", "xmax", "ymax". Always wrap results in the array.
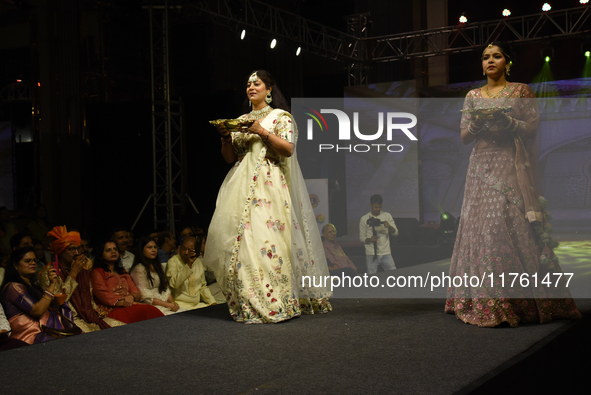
[
  {"xmin": 0, "ymin": 207, "xmax": 17, "ymax": 254},
  {"xmin": 322, "ymin": 224, "xmax": 359, "ymax": 277},
  {"xmin": 26, "ymin": 204, "xmax": 51, "ymax": 243},
  {"xmin": 1, "ymin": 302, "xmax": 28, "ymax": 351},
  {"xmin": 32, "ymin": 239, "xmax": 47, "ymax": 265},
  {"xmin": 0, "ymin": 255, "xmax": 6, "ymax": 286},
  {"xmin": 130, "ymin": 237, "xmax": 185, "ymax": 315},
  {"xmin": 176, "ymin": 225, "xmax": 195, "ymax": 256},
  {"xmin": 39, "ymin": 226, "xmax": 88, "ymax": 304},
  {"xmin": 142, "ymin": 228, "xmax": 159, "ymax": 242},
  {"xmin": 177, "ymin": 223, "xmax": 212, "ymax": 281},
  {"xmin": 80, "ymin": 235, "xmax": 91, "ymax": 258},
  {"xmin": 91, "ymin": 241, "xmax": 164, "ymax": 324},
  {"xmin": 10, "ymin": 231, "xmax": 42, "ymax": 274},
  {"xmin": 9, "ymin": 231, "xmax": 34, "ymax": 250},
  {"xmin": 178, "ymin": 223, "xmax": 204, "ymax": 239},
  {"xmin": 127, "ymin": 231, "xmax": 135, "ymax": 252},
  {"xmin": 177, "ymin": 221, "xmax": 205, "ymax": 251},
  {"xmin": 166, "ymin": 236, "xmax": 217, "ymax": 309},
  {"xmin": 43, "ymin": 234, "xmax": 55, "ymax": 265},
  {"xmin": 1, "ymin": 247, "xmax": 75, "ymax": 344},
  {"xmin": 156, "ymin": 231, "xmax": 176, "ymax": 270},
  {"xmin": 39, "ymin": 227, "xmax": 122, "ymax": 332},
  {"xmin": 110, "ymin": 227, "xmax": 135, "ymax": 272}
]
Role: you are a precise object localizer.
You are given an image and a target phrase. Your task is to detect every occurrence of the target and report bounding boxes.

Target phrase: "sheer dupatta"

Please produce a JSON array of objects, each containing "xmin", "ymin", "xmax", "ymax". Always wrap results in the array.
[{"xmin": 204, "ymin": 109, "xmax": 332, "ymax": 301}]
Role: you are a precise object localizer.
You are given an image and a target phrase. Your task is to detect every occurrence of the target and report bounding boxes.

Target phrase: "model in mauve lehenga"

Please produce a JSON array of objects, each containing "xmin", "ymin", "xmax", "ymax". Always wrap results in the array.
[{"xmin": 444, "ymin": 42, "xmax": 581, "ymax": 327}]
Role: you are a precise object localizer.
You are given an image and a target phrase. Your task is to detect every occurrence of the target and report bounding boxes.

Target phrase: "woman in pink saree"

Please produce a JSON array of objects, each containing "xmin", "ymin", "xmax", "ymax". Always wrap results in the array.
[{"xmin": 444, "ymin": 42, "xmax": 581, "ymax": 327}]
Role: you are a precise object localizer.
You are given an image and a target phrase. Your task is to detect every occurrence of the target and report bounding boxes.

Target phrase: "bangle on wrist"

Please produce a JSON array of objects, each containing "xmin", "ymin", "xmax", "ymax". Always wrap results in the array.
[
  {"xmin": 468, "ymin": 123, "xmax": 481, "ymax": 135},
  {"xmin": 261, "ymin": 129, "xmax": 270, "ymax": 141}
]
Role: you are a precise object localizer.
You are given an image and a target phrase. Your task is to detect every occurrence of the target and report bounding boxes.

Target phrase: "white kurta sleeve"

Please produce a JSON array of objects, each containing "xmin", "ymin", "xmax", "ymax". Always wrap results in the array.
[
  {"xmin": 0, "ymin": 303, "xmax": 10, "ymax": 332},
  {"xmin": 130, "ymin": 265, "xmax": 160, "ymax": 305}
]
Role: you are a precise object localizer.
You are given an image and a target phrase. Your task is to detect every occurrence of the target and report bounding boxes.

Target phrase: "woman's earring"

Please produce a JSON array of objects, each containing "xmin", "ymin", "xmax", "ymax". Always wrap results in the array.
[
  {"xmin": 249, "ymin": 100, "xmax": 252, "ymax": 107},
  {"xmin": 265, "ymin": 91, "xmax": 272, "ymax": 104},
  {"xmin": 505, "ymin": 63, "xmax": 511, "ymax": 76}
]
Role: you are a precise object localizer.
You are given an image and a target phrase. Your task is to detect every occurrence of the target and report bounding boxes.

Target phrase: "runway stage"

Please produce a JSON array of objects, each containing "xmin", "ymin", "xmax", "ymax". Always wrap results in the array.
[{"xmin": 1, "ymin": 237, "xmax": 589, "ymax": 394}]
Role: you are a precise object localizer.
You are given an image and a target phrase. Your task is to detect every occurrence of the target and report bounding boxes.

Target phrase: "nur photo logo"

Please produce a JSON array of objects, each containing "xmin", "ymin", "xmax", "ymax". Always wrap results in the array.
[{"xmin": 302, "ymin": 107, "xmax": 417, "ymax": 153}]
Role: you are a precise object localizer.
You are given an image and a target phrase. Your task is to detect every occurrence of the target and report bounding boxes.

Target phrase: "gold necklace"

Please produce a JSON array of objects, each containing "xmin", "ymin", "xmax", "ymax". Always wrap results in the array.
[
  {"xmin": 248, "ymin": 105, "xmax": 273, "ymax": 120},
  {"xmin": 484, "ymin": 83, "xmax": 507, "ymax": 98}
]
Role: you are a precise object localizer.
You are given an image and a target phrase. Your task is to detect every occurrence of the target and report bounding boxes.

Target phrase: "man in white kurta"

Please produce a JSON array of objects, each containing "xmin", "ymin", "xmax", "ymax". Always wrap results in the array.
[{"xmin": 166, "ymin": 236, "xmax": 217, "ymax": 309}]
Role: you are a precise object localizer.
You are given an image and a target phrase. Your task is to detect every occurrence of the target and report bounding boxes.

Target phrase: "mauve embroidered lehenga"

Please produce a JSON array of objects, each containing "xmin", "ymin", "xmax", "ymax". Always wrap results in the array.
[
  {"xmin": 445, "ymin": 83, "xmax": 581, "ymax": 327},
  {"xmin": 204, "ymin": 109, "xmax": 332, "ymax": 324}
]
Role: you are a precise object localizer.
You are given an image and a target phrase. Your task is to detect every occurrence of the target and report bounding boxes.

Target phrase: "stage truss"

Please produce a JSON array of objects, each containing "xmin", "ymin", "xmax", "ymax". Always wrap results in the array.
[{"xmin": 140, "ymin": 1, "xmax": 591, "ymax": 230}]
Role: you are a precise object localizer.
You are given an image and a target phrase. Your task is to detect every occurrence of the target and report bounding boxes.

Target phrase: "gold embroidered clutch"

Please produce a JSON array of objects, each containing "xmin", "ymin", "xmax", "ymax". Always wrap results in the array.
[{"xmin": 209, "ymin": 118, "xmax": 255, "ymax": 131}]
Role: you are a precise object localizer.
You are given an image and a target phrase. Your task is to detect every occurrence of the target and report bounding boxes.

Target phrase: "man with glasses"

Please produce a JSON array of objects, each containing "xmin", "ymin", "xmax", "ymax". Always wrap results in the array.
[
  {"xmin": 39, "ymin": 226, "xmax": 121, "ymax": 332},
  {"xmin": 39, "ymin": 226, "xmax": 90, "ymax": 304}
]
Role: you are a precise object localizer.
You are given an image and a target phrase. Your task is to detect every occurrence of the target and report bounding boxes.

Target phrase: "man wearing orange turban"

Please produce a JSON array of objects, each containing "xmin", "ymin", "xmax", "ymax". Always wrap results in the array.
[
  {"xmin": 48, "ymin": 225, "xmax": 82, "ymax": 256},
  {"xmin": 40, "ymin": 226, "xmax": 120, "ymax": 333},
  {"xmin": 40, "ymin": 226, "xmax": 87, "ymax": 300}
]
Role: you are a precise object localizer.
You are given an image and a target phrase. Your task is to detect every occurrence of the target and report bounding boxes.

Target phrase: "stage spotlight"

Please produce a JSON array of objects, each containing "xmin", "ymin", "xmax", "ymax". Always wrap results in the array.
[
  {"xmin": 541, "ymin": 46, "xmax": 554, "ymax": 62},
  {"xmin": 502, "ymin": 9, "xmax": 511, "ymax": 17},
  {"xmin": 16, "ymin": 79, "xmax": 22, "ymax": 83},
  {"xmin": 542, "ymin": 3, "xmax": 551, "ymax": 12},
  {"xmin": 240, "ymin": 29, "xmax": 246, "ymax": 40},
  {"xmin": 459, "ymin": 15, "xmax": 467, "ymax": 23},
  {"xmin": 270, "ymin": 38, "xmax": 277, "ymax": 49},
  {"xmin": 296, "ymin": 47, "xmax": 301, "ymax": 56},
  {"xmin": 439, "ymin": 212, "xmax": 457, "ymax": 245},
  {"xmin": 581, "ymin": 0, "xmax": 589, "ymax": 4},
  {"xmin": 440, "ymin": 212, "xmax": 455, "ymax": 231},
  {"xmin": 583, "ymin": 40, "xmax": 591, "ymax": 77}
]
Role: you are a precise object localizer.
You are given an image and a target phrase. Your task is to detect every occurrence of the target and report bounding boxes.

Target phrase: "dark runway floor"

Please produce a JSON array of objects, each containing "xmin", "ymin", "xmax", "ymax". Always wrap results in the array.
[
  {"xmin": 2, "ymin": 235, "xmax": 589, "ymax": 394},
  {"xmin": 1, "ymin": 296, "xmax": 589, "ymax": 395}
]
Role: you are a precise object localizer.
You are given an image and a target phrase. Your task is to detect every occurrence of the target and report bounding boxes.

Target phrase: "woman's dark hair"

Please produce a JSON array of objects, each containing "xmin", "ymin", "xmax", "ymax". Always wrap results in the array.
[
  {"xmin": 242, "ymin": 70, "xmax": 291, "ymax": 113},
  {"xmin": 92, "ymin": 240, "xmax": 126, "ymax": 274},
  {"xmin": 481, "ymin": 41, "xmax": 513, "ymax": 63},
  {"xmin": 130, "ymin": 236, "xmax": 168, "ymax": 293},
  {"xmin": 1, "ymin": 247, "xmax": 43, "ymax": 300}
]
